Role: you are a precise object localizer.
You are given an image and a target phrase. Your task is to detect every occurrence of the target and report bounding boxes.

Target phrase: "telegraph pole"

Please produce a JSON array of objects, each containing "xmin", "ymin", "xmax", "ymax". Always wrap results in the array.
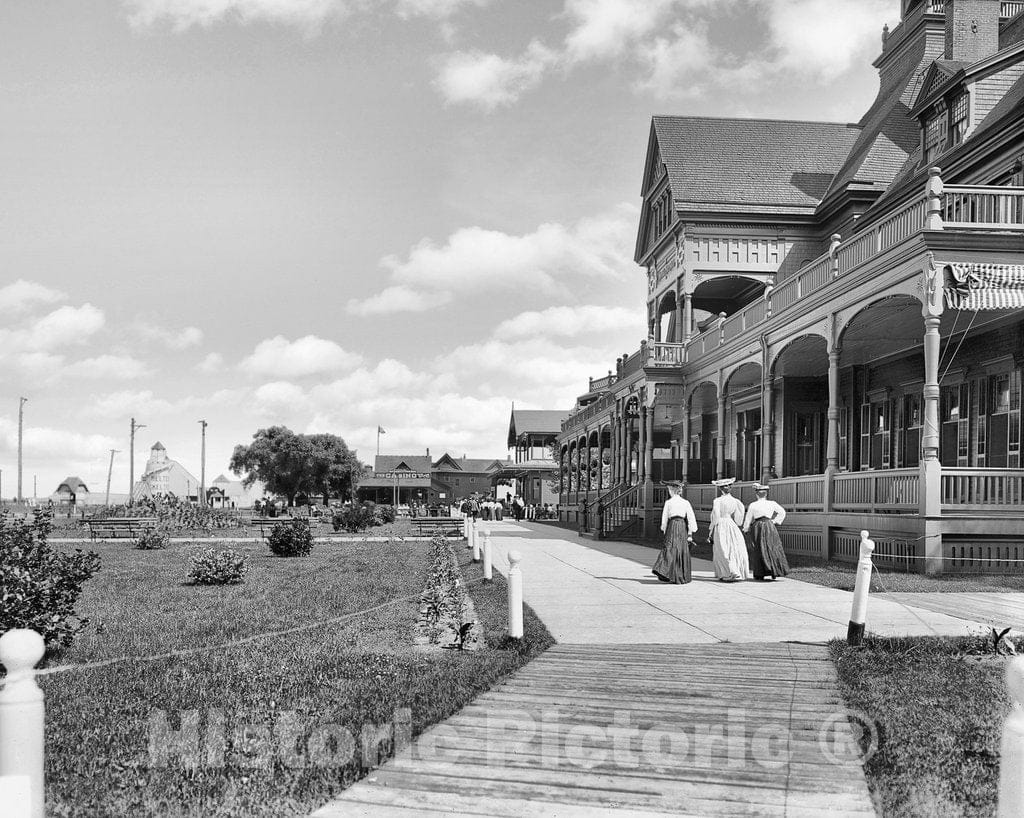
[
  {"xmin": 105, "ymin": 450, "xmax": 119, "ymax": 506},
  {"xmin": 129, "ymin": 417, "xmax": 146, "ymax": 504},
  {"xmin": 198, "ymin": 419, "xmax": 207, "ymax": 506},
  {"xmin": 17, "ymin": 396, "xmax": 27, "ymax": 503}
]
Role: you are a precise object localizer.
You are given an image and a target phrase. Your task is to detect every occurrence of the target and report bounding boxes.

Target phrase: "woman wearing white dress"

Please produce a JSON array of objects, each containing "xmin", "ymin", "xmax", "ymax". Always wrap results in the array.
[
  {"xmin": 652, "ymin": 481, "xmax": 698, "ymax": 584},
  {"xmin": 708, "ymin": 478, "xmax": 750, "ymax": 582},
  {"xmin": 742, "ymin": 483, "xmax": 790, "ymax": 580}
]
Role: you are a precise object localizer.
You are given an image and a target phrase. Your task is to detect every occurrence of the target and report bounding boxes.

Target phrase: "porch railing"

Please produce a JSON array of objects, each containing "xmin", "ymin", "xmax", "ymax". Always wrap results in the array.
[
  {"xmin": 943, "ymin": 185, "xmax": 1024, "ymax": 230},
  {"xmin": 926, "ymin": 1, "xmax": 1024, "ymax": 16},
  {"xmin": 598, "ymin": 483, "xmax": 640, "ymax": 538},
  {"xmin": 765, "ymin": 475, "xmax": 826, "ymax": 511},
  {"xmin": 833, "ymin": 469, "xmax": 920, "ymax": 513},
  {"xmin": 942, "ymin": 468, "xmax": 1024, "ymax": 510},
  {"xmin": 646, "ymin": 341, "xmax": 686, "ymax": 367}
]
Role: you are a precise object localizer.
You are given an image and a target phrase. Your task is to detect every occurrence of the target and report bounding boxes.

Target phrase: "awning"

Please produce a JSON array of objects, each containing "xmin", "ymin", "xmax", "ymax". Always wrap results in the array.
[{"xmin": 945, "ymin": 263, "xmax": 1024, "ymax": 310}]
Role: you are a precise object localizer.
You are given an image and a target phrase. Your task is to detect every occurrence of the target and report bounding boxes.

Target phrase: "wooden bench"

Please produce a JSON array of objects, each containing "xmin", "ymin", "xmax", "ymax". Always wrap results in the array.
[
  {"xmin": 409, "ymin": 517, "xmax": 465, "ymax": 538},
  {"xmin": 86, "ymin": 518, "xmax": 158, "ymax": 540}
]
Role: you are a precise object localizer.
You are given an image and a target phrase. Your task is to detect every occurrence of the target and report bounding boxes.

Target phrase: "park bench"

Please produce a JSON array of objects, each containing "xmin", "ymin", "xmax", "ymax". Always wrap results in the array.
[
  {"xmin": 409, "ymin": 516, "xmax": 465, "ymax": 538},
  {"xmin": 85, "ymin": 518, "xmax": 158, "ymax": 540}
]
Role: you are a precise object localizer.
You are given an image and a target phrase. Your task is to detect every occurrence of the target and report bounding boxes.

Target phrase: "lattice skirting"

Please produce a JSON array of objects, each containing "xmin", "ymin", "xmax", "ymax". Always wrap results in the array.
[
  {"xmin": 831, "ymin": 529, "xmax": 918, "ymax": 571},
  {"xmin": 780, "ymin": 528, "xmax": 822, "ymax": 558},
  {"xmin": 944, "ymin": 538, "xmax": 1024, "ymax": 574}
]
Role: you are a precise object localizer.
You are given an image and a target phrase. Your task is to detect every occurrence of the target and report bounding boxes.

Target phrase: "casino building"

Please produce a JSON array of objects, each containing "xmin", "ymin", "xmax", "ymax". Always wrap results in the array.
[
  {"xmin": 357, "ymin": 451, "xmax": 505, "ymax": 505},
  {"xmin": 557, "ymin": 0, "xmax": 1024, "ymax": 573}
]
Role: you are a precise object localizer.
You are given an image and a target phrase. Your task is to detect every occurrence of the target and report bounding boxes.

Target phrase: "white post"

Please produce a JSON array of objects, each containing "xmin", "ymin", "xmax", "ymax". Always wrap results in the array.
[
  {"xmin": 470, "ymin": 520, "xmax": 480, "ymax": 563},
  {"xmin": 507, "ymin": 549, "xmax": 523, "ymax": 639},
  {"xmin": 483, "ymin": 529, "xmax": 492, "ymax": 582},
  {"xmin": 0, "ymin": 629, "xmax": 46, "ymax": 818},
  {"xmin": 847, "ymin": 531, "xmax": 875, "ymax": 645},
  {"xmin": 999, "ymin": 656, "xmax": 1024, "ymax": 817}
]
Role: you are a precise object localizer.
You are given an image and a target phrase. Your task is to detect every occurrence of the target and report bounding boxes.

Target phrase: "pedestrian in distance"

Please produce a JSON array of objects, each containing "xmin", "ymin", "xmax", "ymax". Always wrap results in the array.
[
  {"xmin": 708, "ymin": 478, "xmax": 750, "ymax": 582},
  {"xmin": 652, "ymin": 480, "xmax": 697, "ymax": 584},
  {"xmin": 742, "ymin": 482, "xmax": 790, "ymax": 581}
]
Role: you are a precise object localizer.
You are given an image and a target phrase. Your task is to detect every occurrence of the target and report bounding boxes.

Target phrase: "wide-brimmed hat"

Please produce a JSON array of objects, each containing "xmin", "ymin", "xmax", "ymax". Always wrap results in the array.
[
  {"xmin": 711, "ymin": 478, "xmax": 735, "ymax": 488},
  {"xmin": 661, "ymin": 480, "xmax": 685, "ymax": 489},
  {"xmin": 752, "ymin": 482, "xmax": 771, "ymax": 492}
]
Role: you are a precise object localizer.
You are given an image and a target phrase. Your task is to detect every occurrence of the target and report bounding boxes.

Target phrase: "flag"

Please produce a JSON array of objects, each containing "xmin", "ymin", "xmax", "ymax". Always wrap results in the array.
[{"xmin": 378, "ymin": 426, "xmax": 386, "ymax": 434}]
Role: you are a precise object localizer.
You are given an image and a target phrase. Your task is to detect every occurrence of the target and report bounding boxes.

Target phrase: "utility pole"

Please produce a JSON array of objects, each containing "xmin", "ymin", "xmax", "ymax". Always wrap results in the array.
[
  {"xmin": 105, "ymin": 450, "xmax": 119, "ymax": 506},
  {"xmin": 18, "ymin": 396, "xmax": 27, "ymax": 503},
  {"xmin": 129, "ymin": 417, "xmax": 146, "ymax": 505},
  {"xmin": 33, "ymin": 475, "xmax": 37, "ymax": 503},
  {"xmin": 198, "ymin": 419, "xmax": 207, "ymax": 506}
]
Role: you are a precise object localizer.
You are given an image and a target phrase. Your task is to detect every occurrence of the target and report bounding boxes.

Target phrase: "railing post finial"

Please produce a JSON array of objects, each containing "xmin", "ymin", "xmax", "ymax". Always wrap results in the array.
[
  {"xmin": 0, "ymin": 628, "xmax": 46, "ymax": 818},
  {"xmin": 999, "ymin": 656, "xmax": 1024, "ymax": 817},
  {"xmin": 926, "ymin": 167, "xmax": 944, "ymax": 230},
  {"xmin": 847, "ymin": 531, "xmax": 875, "ymax": 646}
]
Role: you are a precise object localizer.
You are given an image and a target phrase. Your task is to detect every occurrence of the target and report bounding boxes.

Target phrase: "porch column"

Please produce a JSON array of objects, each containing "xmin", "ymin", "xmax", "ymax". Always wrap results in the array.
[
  {"xmin": 920, "ymin": 311, "xmax": 943, "ymax": 574},
  {"xmin": 583, "ymin": 433, "xmax": 591, "ymax": 493},
  {"xmin": 716, "ymin": 394, "xmax": 727, "ymax": 479},
  {"xmin": 761, "ymin": 377, "xmax": 775, "ymax": 480},
  {"xmin": 624, "ymin": 415, "xmax": 634, "ymax": 485},
  {"xmin": 597, "ymin": 431, "xmax": 604, "ymax": 492},
  {"xmin": 638, "ymin": 405, "xmax": 647, "ymax": 483},
  {"xmin": 683, "ymin": 294, "xmax": 694, "ymax": 342},
  {"xmin": 675, "ymin": 289, "xmax": 685, "ymax": 343},
  {"xmin": 681, "ymin": 400, "xmax": 691, "ymax": 483},
  {"xmin": 610, "ymin": 413, "xmax": 618, "ymax": 486},
  {"xmin": 644, "ymin": 403, "xmax": 655, "ymax": 485},
  {"xmin": 826, "ymin": 349, "xmax": 841, "ymax": 471}
]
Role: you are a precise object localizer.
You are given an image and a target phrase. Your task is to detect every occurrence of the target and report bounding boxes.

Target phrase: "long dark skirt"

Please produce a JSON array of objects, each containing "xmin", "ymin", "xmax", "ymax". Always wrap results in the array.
[
  {"xmin": 747, "ymin": 519, "xmax": 790, "ymax": 579},
  {"xmin": 653, "ymin": 517, "xmax": 691, "ymax": 584}
]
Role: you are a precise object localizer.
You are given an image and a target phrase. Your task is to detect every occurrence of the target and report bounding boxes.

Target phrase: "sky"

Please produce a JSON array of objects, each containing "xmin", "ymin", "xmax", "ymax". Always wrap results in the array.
[{"xmin": 0, "ymin": 0, "xmax": 901, "ymax": 498}]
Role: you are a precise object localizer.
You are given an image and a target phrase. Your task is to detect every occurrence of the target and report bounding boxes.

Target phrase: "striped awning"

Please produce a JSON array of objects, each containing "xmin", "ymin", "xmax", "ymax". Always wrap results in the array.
[{"xmin": 945, "ymin": 263, "xmax": 1024, "ymax": 310}]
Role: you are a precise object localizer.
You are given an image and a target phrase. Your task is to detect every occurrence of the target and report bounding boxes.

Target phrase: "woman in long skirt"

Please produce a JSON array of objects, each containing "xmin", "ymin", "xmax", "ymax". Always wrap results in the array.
[
  {"xmin": 742, "ymin": 483, "xmax": 789, "ymax": 580},
  {"xmin": 709, "ymin": 478, "xmax": 750, "ymax": 581},
  {"xmin": 652, "ymin": 481, "xmax": 698, "ymax": 584}
]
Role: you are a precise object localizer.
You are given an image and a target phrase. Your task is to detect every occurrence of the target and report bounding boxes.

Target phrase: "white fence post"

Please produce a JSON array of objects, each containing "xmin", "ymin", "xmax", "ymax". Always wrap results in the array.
[
  {"xmin": 507, "ymin": 550, "xmax": 523, "ymax": 639},
  {"xmin": 847, "ymin": 530, "xmax": 875, "ymax": 645},
  {"xmin": 0, "ymin": 629, "xmax": 46, "ymax": 818},
  {"xmin": 483, "ymin": 529, "xmax": 492, "ymax": 582},
  {"xmin": 999, "ymin": 656, "xmax": 1024, "ymax": 817},
  {"xmin": 470, "ymin": 521, "xmax": 480, "ymax": 563}
]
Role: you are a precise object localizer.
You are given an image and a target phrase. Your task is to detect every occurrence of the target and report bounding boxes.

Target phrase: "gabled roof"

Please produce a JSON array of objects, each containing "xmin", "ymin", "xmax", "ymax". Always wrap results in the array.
[
  {"xmin": 507, "ymin": 410, "xmax": 570, "ymax": 446},
  {"xmin": 910, "ymin": 60, "xmax": 969, "ymax": 116},
  {"xmin": 433, "ymin": 455, "xmax": 504, "ymax": 474},
  {"xmin": 648, "ymin": 116, "xmax": 860, "ymax": 215},
  {"xmin": 432, "ymin": 453, "xmax": 464, "ymax": 471},
  {"xmin": 151, "ymin": 441, "xmax": 165, "ymax": 450},
  {"xmin": 373, "ymin": 455, "xmax": 432, "ymax": 473}
]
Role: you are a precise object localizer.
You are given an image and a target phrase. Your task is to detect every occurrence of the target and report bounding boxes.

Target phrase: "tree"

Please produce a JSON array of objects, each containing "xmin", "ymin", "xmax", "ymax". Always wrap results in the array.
[
  {"xmin": 306, "ymin": 433, "xmax": 363, "ymax": 505},
  {"xmin": 230, "ymin": 426, "xmax": 364, "ymax": 507}
]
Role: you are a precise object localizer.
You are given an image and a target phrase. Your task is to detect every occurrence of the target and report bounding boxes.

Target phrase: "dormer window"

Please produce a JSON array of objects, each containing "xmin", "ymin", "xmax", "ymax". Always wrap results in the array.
[
  {"xmin": 924, "ymin": 101, "xmax": 947, "ymax": 163},
  {"xmin": 950, "ymin": 92, "xmax": 969, "ymax": 146}
]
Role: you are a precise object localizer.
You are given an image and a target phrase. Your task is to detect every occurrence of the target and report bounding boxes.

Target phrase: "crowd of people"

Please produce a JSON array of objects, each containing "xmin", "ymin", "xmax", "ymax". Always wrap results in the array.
[
  {"xmin": 456, "ymin": 495, "xmax": 556, "ymax": 523},
  {"xmin": 653, "ymin": 477, "xmax": 789, "ymax": 585}
]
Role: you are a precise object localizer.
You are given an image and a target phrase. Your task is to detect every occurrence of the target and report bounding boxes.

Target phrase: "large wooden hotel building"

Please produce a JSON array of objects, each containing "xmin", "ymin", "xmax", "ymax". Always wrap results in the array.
[{"xmin": 556, "ymin": 0, "xmax": 1024, "ymax": 573}]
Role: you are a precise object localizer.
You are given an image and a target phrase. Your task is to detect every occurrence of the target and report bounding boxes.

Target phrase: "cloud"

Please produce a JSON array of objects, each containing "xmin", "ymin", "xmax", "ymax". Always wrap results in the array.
[
  {"xmin": 349, "ymin": 203, "xmax": 638, "ymax": 315},
  {"xmin": 495, "ymin": 305, "xmax": 644, "ymax": 339},
  {"xmin": 64, "ymin": 355, "xmax": 149, "ymax": 380},
  {"xmin": 0, "ymin": 417, "xmax": 117, "ymax": 461},
  {"xmin": 239, "ymin": 335, "xmax": 363, "ymax": 377},
  {"xmin": 19, "ymin": 304, "xmax": 105, "ymax": 350},
  {"xmin": 86, "ymin": 387, "xmax": 246, "ymax": 418},
  {"xmin": 346, "ymin": 286, "xmax": 452, "ymax": 316},
  {"xmin": 197, "ymin": 352, "xmax": 225, "ymax": 373},
  {"xmin": 434, "ymin": 41, "xmax": 556, "ymax": 109},
  {"xmin": 122, "ymin": 0, "xmax": 358, "ymax": 31},
  {"xmin": 0, "ymin": 280, "xmax": 66, "ymax": 315},
  {"xmin": 394, "ymin": 0, "xmax": 488, "ymax": 18},
  {"xmin": 562, "ymin": 0, "xmax": 679, "ymax": 62},
  {"xmin": 134, "ymin": 322, "xmax": 204, "ymax": 349}
]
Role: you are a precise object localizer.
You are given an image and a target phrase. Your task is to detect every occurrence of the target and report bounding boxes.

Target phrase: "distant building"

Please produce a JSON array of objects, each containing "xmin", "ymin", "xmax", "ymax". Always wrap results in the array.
[
  {"xmin": 356, "ymin": 449, "xmax": 505, "ymax": 505},
  {"xmin": 208, "ymin": 474, "xmax": 268, "ymax": 509},
  {"xmin": 51, "ymin": 476, "xmax": 89, "ymax": 507},
  {"xmin": 133, "ymin": 442, "xmax": 200, "ymax": 501},
  {"xmin": 492, "ymin": 409, "xmax": 568, "ymax": 506}
]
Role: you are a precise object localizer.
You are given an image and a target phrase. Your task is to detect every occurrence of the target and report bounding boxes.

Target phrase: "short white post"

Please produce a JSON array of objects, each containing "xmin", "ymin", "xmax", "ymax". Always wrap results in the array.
[
  {"xmin": 507, "ymin": 550, "xmax": 523, "ymax": 639},
  {"xmin": 847, "ymin": 530, "xmax": 875, "ymax": 645},
  {"xmin": 999, "ymin": 656, "xmax": 1024, "ymax": 817},
  {"xmin": 0, "ymin": 629, "xmax": 46, "ymax": 818},
  {"xmin": 470, "ymin": 521, "xmax": 480, "ymax": 562},
  {"xmin": 483, "ymin": 529, "xmax": 492, "ymax": 582}
]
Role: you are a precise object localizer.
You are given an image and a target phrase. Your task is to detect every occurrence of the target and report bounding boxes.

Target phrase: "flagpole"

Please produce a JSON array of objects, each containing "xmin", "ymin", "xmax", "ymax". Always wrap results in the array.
[{"xmin": 377, "ymin": 426, "xmax": 380, "ymax": 457}]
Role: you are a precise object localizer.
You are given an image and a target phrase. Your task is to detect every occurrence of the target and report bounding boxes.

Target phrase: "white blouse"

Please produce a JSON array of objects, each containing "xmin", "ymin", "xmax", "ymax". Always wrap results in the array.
[
  {"xmin": 742, "ymin": 498, "xmax": 786, "ymax": 531},
  {"xmin": 661, "ymin": 495, "xmax": 697, "ymax": 535},
  {"xmin": 709, "ymin": 494, "xmax": 745, "ymax": 533}
]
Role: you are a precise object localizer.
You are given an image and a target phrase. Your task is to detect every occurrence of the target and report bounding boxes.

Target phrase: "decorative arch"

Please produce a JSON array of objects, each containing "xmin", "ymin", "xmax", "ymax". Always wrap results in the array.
[
  {"xmin": 723, "ymin": 360, "xmax": 763, "ymax": 395},
  {"xmin": 768, "ymin": 333, "xmax": 830, "ymax": 378}
]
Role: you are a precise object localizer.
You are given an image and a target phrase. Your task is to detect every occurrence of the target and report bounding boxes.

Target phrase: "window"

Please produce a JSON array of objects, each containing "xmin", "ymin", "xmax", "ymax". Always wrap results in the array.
[
  {"xmin": 988, "ymin": 371, "xmax": 1021, "ymax": 468},
  {"xmin": 941, "ymin": 383, "xmax": 970, "ymax": 466},
  {"xmin": 924, "ymin": 102, "xmax": 947, "ymax": 163},
  {"xmin": 950, "ymin": 93, "xmax": 969, "ymax": 146},
  {"xmin": 839, "ymin": 406, "xmax": 849, "ymax": 471},
  {"xmin": 860, "ymin": 404, "xmax": 871, "ymax": 469}
]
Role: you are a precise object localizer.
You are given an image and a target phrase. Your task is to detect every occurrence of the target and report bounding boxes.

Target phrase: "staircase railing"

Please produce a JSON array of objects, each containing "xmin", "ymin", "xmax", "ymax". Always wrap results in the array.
[{"xmin": 596, "ymin": 483, "xmax": 641, "ymax": 539}]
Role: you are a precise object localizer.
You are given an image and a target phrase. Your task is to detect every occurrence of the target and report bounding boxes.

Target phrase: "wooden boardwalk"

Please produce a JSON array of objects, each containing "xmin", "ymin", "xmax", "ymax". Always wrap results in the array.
[{"xmin": 314, "ymin": 642, "xmax": 875, "ymax": 817}]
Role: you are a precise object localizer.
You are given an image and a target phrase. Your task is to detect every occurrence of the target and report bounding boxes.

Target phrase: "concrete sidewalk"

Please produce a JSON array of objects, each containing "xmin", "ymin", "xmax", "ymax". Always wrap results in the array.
[{"xmin": 479, "ymin": 520, "xmax": 992, "ymax": 643}]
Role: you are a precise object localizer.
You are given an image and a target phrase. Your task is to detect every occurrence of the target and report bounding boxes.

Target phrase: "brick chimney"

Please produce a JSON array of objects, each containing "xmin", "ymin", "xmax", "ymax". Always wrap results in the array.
[{"xmin": 945, "ymin": 0, "xmax": 1001, "ymax": 63}]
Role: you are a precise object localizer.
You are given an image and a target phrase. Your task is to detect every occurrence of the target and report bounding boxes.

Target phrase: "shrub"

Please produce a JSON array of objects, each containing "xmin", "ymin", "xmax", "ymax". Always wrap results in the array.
[
  {"xmin": 135, "ymin": 528, "xmax": 170, "ymax": 550},
  {"xmin": 332, "ymin": 504, "xmax": 376, "ymax": 533},
  {"xmin": 0, "ymin": 510, "xmax": 101, "ymax": 649},
  {"xmin": 267, "ymin": 518, "xmax": 314, "ymax": 557},
  {"xmin": 375, "ymin": 504, "xmax": 397, "ymax": 524},
  {"xmin": 188, "ymin": 549, "xmax": 248, "ymax": 585}
]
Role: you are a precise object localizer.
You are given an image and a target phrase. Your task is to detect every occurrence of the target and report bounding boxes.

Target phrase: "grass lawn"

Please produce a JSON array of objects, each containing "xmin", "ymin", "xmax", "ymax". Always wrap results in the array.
[
  {"xmin": 831, "ymin": 636, "xmax": 1009, "ymax": 817},
  {"xmin": 50, "ymin": 517, "xmax": 418, "ymax": 541},
  {"xmin": 37, "ymin": 537, "xmax": 553, "ymax": 817}
]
